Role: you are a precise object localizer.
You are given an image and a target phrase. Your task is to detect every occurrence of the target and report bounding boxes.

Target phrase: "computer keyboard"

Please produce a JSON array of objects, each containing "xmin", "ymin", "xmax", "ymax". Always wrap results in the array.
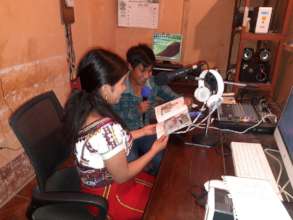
[{"xmin": 230, "ymin": 142, "xmax": 282, "ymax": 200}]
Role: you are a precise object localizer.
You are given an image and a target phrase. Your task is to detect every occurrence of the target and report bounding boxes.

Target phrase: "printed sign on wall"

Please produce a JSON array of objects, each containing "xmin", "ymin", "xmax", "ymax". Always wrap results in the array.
[{"xmin": 118, "ymin": 0, "xmax": 160, "ymax": 29}]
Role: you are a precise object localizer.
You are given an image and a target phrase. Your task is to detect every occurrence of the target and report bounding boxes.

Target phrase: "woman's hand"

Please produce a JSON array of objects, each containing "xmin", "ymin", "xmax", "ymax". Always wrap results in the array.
[
  {"xmin": 143, "ymin": 124, "xmax": 157, "ymax": 136},
  {"xmin": 151, "ymin": 135, "xmax": 169, "ymax": 154},
  {"xmin": 131, "ymin": 124, "xmax": 156, "ymax": 139}
]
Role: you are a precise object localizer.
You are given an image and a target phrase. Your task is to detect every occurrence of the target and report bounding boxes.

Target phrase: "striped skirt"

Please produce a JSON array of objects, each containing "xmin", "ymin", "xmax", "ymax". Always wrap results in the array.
[{"xmin": 81, "ymin": 172, "xmax": 154, "ymax": 220}]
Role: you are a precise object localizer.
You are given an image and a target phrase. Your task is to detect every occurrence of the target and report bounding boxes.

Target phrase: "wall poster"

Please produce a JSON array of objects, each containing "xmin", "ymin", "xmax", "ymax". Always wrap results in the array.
[{"xmin": 118, "ymin": 0, "xmax": 160, "ymax": 29}]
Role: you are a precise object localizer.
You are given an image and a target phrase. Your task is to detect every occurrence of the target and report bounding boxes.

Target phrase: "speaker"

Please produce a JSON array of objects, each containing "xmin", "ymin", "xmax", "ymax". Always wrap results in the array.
[
  {"xmin": 240, "ymin": 61, "xmax": 256, "ymax": 82},
  {"xmin": 256, "ymin": 63, "xmax": 270, "ymax": 82},
  {"xmin": 239, "ymin": 48, "xmax": 270, "ymax": 83},
  {"xmin": 256, "ymin": 48, "xmax": 271, "ymax": 82},
  {"xmin": 242, "ymin": 48, "xmax": 254, "ymax": 61},
  {"xmin": 257, "ymin": 48, "xmax": 271, "ymax": 63},
  {"xmin": 240, "ymin": 61, "xmax": 269, "ymax": 83}
]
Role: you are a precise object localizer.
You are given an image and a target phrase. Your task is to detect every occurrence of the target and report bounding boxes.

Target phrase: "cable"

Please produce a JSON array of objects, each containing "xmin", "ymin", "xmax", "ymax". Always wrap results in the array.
[
  {"xmin": 279, "ymin": 185, "xmax": 293, "ymax": 202},
  {"xmin": 190, "ymin": 184, "xmax": 207, "ymax": 208},
  {"xmin": 174, "ymin": 104, "xmax": 277, "ymax": 138},
  {"xmin": 264, "ymin": 148, "xmax": 293, "ymax": 202},
  {"xmin": 175, "ymin": 106, "xmax": 216, "ymax": 134},
  {"xmin": 205, "ymin": 113, "xmax": 277, "ymax": 134},
  {"xmin": 280, "ymin": 180, "xmax": 290, "ymax": 192},
  {"xmin": 280, "ymin": 181, "xmax": 293, "ymax": 202},
  {"xmin": 279, "ymin": 180, "xmax": 292, "ymax": 202},
  {"xmin": 65, "ymin": 24, "xmax": 77, "ymax": 80},
  {"xmin": 264, "ymin": 148, "xmax": 282, "ymax": 184},
  {"xmin": 174, "ymin": 104, "xmax": 206, "ymax": 134}
]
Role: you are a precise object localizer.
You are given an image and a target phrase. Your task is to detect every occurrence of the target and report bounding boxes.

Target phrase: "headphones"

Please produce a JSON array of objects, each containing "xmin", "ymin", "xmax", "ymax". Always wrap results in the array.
[{"xmin": 194, "ymin": 69, "xmax": 224, "ymax": 109}]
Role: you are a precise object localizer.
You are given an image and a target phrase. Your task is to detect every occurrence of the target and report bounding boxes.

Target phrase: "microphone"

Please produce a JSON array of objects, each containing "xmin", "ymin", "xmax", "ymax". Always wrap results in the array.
[
  {"xmin": 185, "ymin": 75, "xmax": 260, "ymax": 89},
  {"xmin": 154, "ymin": 64, "xmax": 199, "ymax": 85},
  {"xmin": 141, "ymin": 86, "xmax": 152, "ymax": 124},
  {"xmin": 141, "ymin": 86, "xmax": 152, "ymax": 100}
]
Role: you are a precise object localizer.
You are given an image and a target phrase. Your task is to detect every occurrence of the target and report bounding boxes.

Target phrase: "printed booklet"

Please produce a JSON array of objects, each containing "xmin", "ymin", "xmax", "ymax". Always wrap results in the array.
[{"xmin": 155, "ymin": 97, "xmax": 192, "ymax": 138}]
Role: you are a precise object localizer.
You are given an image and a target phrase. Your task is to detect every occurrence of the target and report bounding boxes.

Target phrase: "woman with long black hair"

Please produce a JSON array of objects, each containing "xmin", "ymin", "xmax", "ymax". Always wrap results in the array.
[{"xmin": 63, "ymin": 48, "xmax": 168, "ymax": 219}]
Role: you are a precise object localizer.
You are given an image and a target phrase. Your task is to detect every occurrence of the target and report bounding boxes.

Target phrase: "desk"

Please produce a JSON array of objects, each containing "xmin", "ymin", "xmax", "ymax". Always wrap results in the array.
[
  {"xmin": 143, "ymin": 133, "xmax": 224, "ymax": 220},
  {"xmin": 221, "ymin": 132, "xmax": 278, "ymax": 176},
  {"xmin": 221, "ymin": 131, "xmax": 293, "ymax": 217},
  {"xmin": 143, "ymin": 131, "xmax": 293, "ymax": 219}
]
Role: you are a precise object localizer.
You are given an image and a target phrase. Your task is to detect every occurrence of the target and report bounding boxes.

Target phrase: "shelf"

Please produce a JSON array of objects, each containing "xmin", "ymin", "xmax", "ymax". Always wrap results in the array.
[
  {"xmin": 234, "ymin": 82, "xmax": 271, "ymax": 89},
  {"xmin": 227, "ymin": 0, "xmax": 293, "ymax": 97},
  {"xmin": 232, "ymin": 83, "xmax": 272, "ymax": 95},
  {"xmin": 283, "ymin": 43, "xmax": 293, "ymax": 52},
  {"xmin": 241, "ymin": 31, "xmax": 285, "ymax": 41}
]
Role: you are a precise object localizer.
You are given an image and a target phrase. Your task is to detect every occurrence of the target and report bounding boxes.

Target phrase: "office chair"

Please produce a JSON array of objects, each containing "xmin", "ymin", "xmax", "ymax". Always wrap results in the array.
[{"xmin": 9, "ymin": 91, "xmax": 108, "ymax": 220}]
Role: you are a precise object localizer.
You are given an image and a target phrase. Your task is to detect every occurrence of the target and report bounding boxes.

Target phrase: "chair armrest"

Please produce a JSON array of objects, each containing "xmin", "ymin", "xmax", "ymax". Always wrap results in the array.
[{"xmin": 32, "ymin": 189, "xmax": 108, "ymax": 214}]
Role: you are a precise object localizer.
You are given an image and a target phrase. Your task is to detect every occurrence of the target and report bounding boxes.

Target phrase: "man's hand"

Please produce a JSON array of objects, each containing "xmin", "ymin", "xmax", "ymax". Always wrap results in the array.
[
  {"xmin": 143, "ymin": 124, "xmax": 157, "ymax": 136},
  {"xmin": 138, "ymin": 101, "xmax": 150, "ymax": 113}
]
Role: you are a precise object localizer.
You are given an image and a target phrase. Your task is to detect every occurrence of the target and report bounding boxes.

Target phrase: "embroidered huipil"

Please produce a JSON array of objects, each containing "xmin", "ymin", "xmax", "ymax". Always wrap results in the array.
[{"xmin": 75, "ymin": 118, "xmax": 133, "ymax": 187}]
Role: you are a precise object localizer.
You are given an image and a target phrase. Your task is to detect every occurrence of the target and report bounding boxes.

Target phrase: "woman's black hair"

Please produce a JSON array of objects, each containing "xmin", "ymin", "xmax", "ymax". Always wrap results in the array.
[
  {"xmin": 63, "ymin": 48, "xmax": 128, "ymax": 145},
  {"xmin": 79, "ymin": 48, "xmax": 128, "ymax": 92},
  {"xmin": 126, "ymin": 44, "xmax": 154, "ymax": 69}
]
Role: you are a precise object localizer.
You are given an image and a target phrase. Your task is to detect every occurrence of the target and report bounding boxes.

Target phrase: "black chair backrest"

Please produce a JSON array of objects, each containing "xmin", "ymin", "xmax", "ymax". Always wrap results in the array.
[{"xmin": 9, "ymin": 91, "xmax": 71, "ymax": 192}]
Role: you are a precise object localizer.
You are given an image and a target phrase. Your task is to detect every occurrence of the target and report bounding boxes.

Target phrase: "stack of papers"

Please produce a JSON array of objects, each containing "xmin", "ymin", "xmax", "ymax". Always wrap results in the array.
[{"xmin": 222, "ymin": 176, "xmax": 291, "ymax": 220}]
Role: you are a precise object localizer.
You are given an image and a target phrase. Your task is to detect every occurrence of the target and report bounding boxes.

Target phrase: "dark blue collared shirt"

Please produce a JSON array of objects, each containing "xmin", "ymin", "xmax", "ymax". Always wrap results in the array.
[{"xmin": 112, "ymin": 76, "xmax": 180, "ymax": 130}]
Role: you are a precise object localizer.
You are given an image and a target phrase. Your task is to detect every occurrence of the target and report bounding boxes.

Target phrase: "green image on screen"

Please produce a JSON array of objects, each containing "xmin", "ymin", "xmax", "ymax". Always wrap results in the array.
[{"xmin": 153, "ymin": 33, "xmax": 182, "ymax": 62}]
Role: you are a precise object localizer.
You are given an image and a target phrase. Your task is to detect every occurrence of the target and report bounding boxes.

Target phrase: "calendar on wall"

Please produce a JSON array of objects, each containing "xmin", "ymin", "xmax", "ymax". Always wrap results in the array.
[{"xmin": 118, "ymin": 0, "xmax": 160, "ymax": 29}]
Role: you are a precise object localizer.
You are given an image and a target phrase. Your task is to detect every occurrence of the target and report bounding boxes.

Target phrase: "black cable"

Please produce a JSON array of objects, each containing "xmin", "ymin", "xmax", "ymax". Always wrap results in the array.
[
  {"xmin": 190, "ymin": 155, "xmax": 223, "ymax": 208},
  {"xmin": 190, "ymin": 184, "xmax": 207, "ymax": 208}
]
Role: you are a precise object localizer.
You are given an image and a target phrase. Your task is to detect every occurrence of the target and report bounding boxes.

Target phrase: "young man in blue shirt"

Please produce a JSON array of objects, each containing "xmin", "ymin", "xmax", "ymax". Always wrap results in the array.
[{"xmin": 113, "ymin": 44, "xmax": 192, "ymax": 174}]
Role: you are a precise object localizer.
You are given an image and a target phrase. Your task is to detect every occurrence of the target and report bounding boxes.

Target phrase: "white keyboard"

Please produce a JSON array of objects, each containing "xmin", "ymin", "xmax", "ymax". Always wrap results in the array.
[{"xmin": 230, "ymin": 142, "xmax": 282, "ymax": 200}]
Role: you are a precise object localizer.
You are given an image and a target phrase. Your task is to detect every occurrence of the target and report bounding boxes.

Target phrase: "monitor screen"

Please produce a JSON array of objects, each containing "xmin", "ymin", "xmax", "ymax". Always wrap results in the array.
[
  {"xmin": 152, "ymin": 33, "xmax": 183, "ymax": 62},
  {"xmin": 274, "ymin": 87, "xmax": 293, "ymax": 188}
]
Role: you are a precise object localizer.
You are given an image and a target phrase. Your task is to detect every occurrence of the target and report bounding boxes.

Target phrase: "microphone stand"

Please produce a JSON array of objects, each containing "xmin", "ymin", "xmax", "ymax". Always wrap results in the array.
[
  {"xmin": 185, "ymin": 106, "xmax": 219, "ymax": 149},
  {"xmin": 184, "ymin": 102, "xmax": 219, "ymax": 148}
]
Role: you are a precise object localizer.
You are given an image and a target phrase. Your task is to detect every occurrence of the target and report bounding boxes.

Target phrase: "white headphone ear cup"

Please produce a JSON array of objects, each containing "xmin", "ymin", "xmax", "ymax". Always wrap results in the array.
[
  {"xmin": 194, "ymin": 87, "xmax": 211, "ymax": 103},
  {"xmin": 207, "ymin": 95, "xmax": 223, "ymax": 109}
]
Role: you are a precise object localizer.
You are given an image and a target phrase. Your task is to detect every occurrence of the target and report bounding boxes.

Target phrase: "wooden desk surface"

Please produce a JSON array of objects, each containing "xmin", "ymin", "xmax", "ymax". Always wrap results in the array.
[
  {"xmin": 143, "ymin": 135, "xmax": 224, "ymax": 220},
  {"xmin": 221, "ymin": 131, "xmax": 293, "ymax": 217}
]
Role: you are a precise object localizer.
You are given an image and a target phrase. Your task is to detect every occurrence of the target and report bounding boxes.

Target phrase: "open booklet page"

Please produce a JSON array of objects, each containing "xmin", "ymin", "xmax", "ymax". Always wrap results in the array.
[
  {"xmin": 155, "ymin": 97, "xmax": 192, "ymax": 138},
  {"xmin": 155, "ymin": 97, "xmax": 186, "ymax": 123}
]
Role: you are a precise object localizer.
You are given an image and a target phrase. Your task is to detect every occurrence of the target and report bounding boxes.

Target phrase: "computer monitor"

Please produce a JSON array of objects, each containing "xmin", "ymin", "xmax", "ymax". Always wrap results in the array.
[
  {"xmin": 152, "ymin": 33, "xmax": 183, "ymax": 62},
  {"xmin": 274, "ymin": 87, "xmax": 293, "ymax": 188}
]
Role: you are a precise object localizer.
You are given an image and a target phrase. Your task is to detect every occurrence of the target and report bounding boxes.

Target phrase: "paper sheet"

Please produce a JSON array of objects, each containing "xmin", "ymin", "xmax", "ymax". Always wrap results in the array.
[
  {"xmin": 222, "ymin": 176, "xmax": 291, "ymax": 220},
  {"xmin": 118, "ymin": 0, "xmax": 159, "ymax": 29}
]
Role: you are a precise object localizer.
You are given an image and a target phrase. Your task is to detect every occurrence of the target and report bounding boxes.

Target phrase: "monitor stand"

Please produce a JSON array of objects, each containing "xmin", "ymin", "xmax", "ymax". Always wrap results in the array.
[{"xmin": 154, "ymin": 60, "xmax": 183, "ymax": 70}]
